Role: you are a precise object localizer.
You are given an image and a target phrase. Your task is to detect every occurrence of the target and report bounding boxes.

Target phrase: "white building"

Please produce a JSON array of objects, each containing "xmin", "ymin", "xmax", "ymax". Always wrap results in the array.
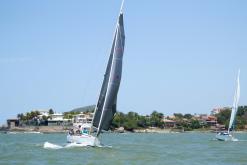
[
  {"xmin": 73, "ymin": 113, "xmax": 94, "ymax": 129},
  {"xmin": 38, "ymin": 110, "xmax": 49, "ymax": 116},
  {"xmin": 48, "ymin": 113, "xmax": 71, "ymax": 126},
  {"xmin": 50, "ymin": 113, "xmax": 64, "ymax": 120},
  {"xmin": 211, "ymin": 107, "xmax": 229, "ymax": 115}
]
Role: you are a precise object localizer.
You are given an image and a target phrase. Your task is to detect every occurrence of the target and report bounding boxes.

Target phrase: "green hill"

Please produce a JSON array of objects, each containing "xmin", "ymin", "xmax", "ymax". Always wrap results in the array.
[{"xmin": 70, "ymin": 105, "xmax": 95, "ymax": 113}]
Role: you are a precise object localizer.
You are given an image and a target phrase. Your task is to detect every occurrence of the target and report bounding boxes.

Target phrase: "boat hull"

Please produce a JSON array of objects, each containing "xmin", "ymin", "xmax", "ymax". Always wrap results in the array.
[
  {"xmin": 67, "ymin": 134, "xmax": 100, "ymax": 146},
  {"xmin": 215, "ymin": 132, "xmax": 235, "ymax": 141}
]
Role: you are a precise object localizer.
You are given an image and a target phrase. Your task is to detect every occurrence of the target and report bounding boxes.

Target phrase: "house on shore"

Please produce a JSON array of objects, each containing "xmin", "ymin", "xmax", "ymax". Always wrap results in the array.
[
  {"xmin": 7, "ymin": 119, "xmax": 19, "ymax": 128},
  {"xmin": 163, "ymin": 118, "xmax": 176, "ymax": 128},
  {"xmin": 37, "ymin": 109, "xmax": 50, "ymax": 118},
  {"xmin": 48, "ymin": 113, "xmax": 71, "ymax": 126},
  {"xmin": 73, "ymin": 112, "xmax": 94, "ymax": 129}
]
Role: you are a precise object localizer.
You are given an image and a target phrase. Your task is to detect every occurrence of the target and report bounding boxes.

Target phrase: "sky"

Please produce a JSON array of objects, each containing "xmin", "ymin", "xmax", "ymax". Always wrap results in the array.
[{"xmin": 0, "ymin": 0, "xmax": 247, "ymax": 125}]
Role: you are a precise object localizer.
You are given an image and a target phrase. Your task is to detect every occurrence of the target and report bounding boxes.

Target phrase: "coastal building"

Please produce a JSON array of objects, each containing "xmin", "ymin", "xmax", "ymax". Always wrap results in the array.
[
  {"xmin": 73, "ymin": 112, "xmax": 94, "ymax": 129},
  {"xmin": 37, "ymin": 109, "xmax": 50, "ymax": 117},
  {"xmin": 163, "ymin": 119, "xmax": 176, "ymax": 128},
  {"xmin": 206, "ymin": 116, "xmax": 217, "ymax": 126},
  {"xmin": 48, "ymin": 113, "xmax": 71, "ymax": 126},
  {"xmin": 50, "ymin": 113, "xmax": 64, "ymax": 120},
  {"xmin": 7, "ymin": 119, "xmax": 19, "ymax": 128},
  {"xmin": 215, "ymin": 123, "xmax": 226, "ymax": 131},
  {"xmin": 193, "ymin": 114, "xmax": 217, "ymax": 127},
  {"xmin": 211, "ymin": 107, "xmax": 229, "ymax": 115},
  {"xmin": 166, "ymin": 115, "xmax": 176, "ymax": 120}
]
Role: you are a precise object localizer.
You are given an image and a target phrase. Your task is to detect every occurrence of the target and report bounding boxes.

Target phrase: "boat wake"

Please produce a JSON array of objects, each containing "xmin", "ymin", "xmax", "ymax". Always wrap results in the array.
[
  {"xmin": 43, "ymin": 142, "xmax": 63, "ymax": 149},
  {"xmin": 233, "ymin": 139, "xmax": 247, "ymax": 142},
  {"xmin": 212, "ymin": 138, "xmax": 239, "ymax": 142},
  {"xmin": 43, "ymin": 142, "xmax": 111, "ymax": 150}
]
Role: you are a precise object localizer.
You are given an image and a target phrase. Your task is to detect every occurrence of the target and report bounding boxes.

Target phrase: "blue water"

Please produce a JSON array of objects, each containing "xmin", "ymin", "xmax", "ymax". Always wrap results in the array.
[{"xmin": 0, "ymin": 132, "xmax": 247, "ymax": 165}]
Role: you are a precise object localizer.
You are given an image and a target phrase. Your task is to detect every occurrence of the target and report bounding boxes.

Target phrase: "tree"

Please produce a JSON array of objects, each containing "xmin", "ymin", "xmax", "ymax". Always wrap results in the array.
[
  {"xmin": 42, "ymin": 115, "xmax": 48, "ymax": 121},
  {"xmin": 137, "ymin": 116, "xmax": 148, "ymax": 128},
  {"xmin": 150, "ymin": 111, "xmax": 164, "ymax": 128},
  {"xmin": 127, "ymin": 111, "xmax": 139, "ymax": 120},
  {"xmin": 63, "ymin": 111, "xmax": 80, "ymax": 119},
  {"xmin": 123, "ymin": 119, "xmax": 137, "ymax": 131},
  {"xmin": 26, "ymin": 112, "xmax": 31, "ymax": 120},
  {"xmin": 237, "ymin": 106, "xmax": 247, "ymax": 117},
  {"xmin": 30, "ymin": 111, "xmax": 37, "ymax": 119},
  {"xmin": 216, "ymin": 108, "xmax": 231, "ymax": 127},
  {"xmin": 190, "ymin": 119, "xmax": 201, "ymax": 129},
  {"xmin": 17, "ymin": 113, "xmax": 24, "ymax": 120},
  {"xmin": 174, "ymin": 113, "xmax": 183, "ymax": 119},
  {"xmin": 112, "ymin": 112, "xmax": 125, "ymax": 128},
  {"xmin": 235, "ymin": 116, "xmax": 247, "ymax": 129},
  {"xmin": 63, "ymin": 112, "xmax": 73, "ymax": 119},
  {"xmin": 184, "ymin": 114, "xmax": 192, "ymax": 119}
]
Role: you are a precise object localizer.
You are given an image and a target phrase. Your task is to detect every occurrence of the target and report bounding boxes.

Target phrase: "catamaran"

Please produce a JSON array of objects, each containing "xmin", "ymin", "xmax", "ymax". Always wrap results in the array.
[
  {"xmin": 216, "ymin": 69, "xmax": 240, "ymax": 141},
  {"xmin": 67, "ymin": 1, "xmax": 125, "ymax": 146}
]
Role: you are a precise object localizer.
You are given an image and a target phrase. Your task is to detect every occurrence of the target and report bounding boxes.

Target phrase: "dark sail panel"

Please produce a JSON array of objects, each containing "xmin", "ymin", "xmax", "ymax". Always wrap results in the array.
[
  {"xmin": 92, "ymin": 33, "xmax": 116, "ymax": 129},
  {"xmin": 92, "ymin": 13, "xmax": 125, "ymax": 136}
]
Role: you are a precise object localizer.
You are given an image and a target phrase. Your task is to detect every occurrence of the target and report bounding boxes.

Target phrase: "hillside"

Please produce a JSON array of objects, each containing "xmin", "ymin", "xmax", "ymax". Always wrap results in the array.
[{"xmin": 70, "ymin": 105, "xmax": 95, "ymax": 113}]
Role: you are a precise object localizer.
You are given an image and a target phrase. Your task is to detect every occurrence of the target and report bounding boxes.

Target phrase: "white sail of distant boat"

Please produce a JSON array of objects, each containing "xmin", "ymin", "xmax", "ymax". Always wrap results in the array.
[
  {"xmin": 67, "ymin": 0, "xmax": 125, "ymax": 146},
  {"xmin": 228, "ymin": 69, "xmax": 240, "ymax": 133},
  {"xmin": 216, "ymin": 69, "xmax": 240, "ymax": 141}
]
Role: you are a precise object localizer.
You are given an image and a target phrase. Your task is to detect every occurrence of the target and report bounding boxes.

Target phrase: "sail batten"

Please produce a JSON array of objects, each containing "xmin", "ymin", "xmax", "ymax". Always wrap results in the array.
[{"xmin": 92, "ymin": 11, "xmax": 125, "ymax": 136}]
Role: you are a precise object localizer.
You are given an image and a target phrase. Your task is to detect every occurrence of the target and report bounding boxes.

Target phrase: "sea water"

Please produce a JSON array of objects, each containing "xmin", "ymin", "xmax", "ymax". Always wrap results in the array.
[{"xmin": 0, "ymin": 132, "xmax": 247, "ymax": 165}]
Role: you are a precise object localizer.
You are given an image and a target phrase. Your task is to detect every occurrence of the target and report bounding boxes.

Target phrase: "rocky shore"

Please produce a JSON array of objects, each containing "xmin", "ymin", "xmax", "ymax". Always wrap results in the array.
[
  {"xmin": 5, "ymin": 126, "xmax": 68, "ymax": 133},
  {"xmin": 3, "ymin": 126, "xmax": 247, "ymax": 134},
  {"xmin": 5, "ymin": 126, "xmax": 175, "ymax": 134}
]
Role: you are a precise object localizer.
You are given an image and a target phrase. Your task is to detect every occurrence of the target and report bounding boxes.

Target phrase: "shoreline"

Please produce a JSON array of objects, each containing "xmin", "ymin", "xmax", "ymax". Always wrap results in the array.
[
  {"xmin": 2, "ymin": 126, "xmax": 247, "ymax": 134},
  {"xmin": 3, "ymin": 126, "xmax": 67, "ymax": 134}
]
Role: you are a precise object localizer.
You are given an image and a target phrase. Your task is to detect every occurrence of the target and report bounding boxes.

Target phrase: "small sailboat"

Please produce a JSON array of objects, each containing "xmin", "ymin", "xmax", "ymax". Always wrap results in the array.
[
  {"xmin": 216, "ymin": 70, "xmax": 240, "ymax": 141},
  {"xmin": 67, "ymin": 1, "xmax": 125, "ymax": 146}
]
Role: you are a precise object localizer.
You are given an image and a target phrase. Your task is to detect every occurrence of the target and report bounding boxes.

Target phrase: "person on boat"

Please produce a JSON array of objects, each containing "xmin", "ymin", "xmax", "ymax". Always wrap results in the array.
[
  {"xmin": 82, "ymin": 128, "xmax": 89, "ymax": 135},
  {"xmin": 68, "ymin": 129, "xmax": 74, "ymax": 135},
  {"xmin": 76, "ymin": 125, "xmax": 82, "ymax": 135}
]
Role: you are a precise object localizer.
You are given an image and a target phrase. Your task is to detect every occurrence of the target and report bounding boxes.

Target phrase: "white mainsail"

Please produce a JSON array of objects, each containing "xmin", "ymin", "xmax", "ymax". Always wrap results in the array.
[{"xmin": 228, "ymin": 69, "xmax": 240, "ymax": 133}]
